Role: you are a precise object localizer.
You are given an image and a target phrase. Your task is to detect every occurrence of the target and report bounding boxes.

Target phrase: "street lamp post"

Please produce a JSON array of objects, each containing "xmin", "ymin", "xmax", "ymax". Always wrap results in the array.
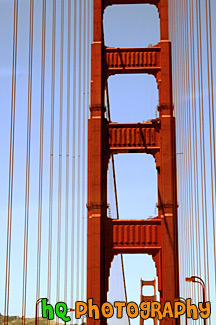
[{"xmin": 185, "ymin": 276, "xmax": 206, "ymax": 325}]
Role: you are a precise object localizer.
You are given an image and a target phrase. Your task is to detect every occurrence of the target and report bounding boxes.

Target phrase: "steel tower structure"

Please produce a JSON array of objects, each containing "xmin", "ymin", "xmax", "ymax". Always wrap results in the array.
[{"xmin": 87, "ymin": 0, "xmax": 179, "ymax": 323}]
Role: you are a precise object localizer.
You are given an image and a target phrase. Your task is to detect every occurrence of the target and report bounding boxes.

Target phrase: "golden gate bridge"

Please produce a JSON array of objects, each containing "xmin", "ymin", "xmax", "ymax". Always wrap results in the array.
[{"xmin": 0, "ymin": 0, "xmax": 215, "ymax": 324}]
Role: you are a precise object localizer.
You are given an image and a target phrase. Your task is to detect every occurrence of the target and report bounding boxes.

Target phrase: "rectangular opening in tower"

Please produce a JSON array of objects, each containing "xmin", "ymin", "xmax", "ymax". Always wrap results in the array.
[
  {"xmin": 107, "ymin": 153, "xmax": 158, "ymax": 220},
  {"xmin": 107, "ymin": 254, "xmax": 160, "ymax": 324},
  {"xmin": 103, "ymin": 4, "xmax": 160, "ymax": 48}
]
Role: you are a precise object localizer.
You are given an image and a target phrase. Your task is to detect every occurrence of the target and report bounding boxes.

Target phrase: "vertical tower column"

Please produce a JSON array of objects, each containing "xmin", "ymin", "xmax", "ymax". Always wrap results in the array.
[
  {"xmin": 87, "ymin": 0, "xmax": 108, "ymax": 323},
  {"xmin": 157, "ymin": 0, "xmax": 179, "ymax": 314}
]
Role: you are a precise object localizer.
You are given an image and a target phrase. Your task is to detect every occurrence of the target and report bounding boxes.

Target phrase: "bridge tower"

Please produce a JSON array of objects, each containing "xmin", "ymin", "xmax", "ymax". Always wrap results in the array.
[{"xmin": 87, "ymin": 0, "xmax": 179, "ymax": 323}]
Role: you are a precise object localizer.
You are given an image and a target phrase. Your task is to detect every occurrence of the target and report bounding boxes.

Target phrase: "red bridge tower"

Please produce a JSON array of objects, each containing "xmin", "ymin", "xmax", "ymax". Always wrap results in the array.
[{"xmin": 87, "ymin": 0, "xmax": 179, "ymax": 323}]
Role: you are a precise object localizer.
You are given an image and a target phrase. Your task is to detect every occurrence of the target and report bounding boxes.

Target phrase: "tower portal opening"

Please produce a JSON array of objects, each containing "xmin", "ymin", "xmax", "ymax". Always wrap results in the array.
[
  {"xmin": 107, "ymin": 153, "xmax": 157, "ymax": 220},
  {"xmin": 106, "ymin": 74, "xmax": 159, "ymax": 123},
  {"xmin": 107, "ymin": 254, "xmax": 159, "ymax": 324},
  {"xmin": 104, "ymin": 4, "xmax": 160, "ymax": 48}
]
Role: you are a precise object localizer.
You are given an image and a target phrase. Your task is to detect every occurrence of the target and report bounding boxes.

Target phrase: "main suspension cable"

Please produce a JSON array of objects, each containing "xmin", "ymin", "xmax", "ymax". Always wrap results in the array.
[{"xmin": 105, "ymin": 81, "xmax": 130, "ymax": 325}]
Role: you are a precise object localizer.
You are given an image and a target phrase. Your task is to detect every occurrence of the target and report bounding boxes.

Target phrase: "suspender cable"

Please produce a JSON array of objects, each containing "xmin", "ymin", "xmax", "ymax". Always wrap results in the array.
[
  {"xmin": 76, "ymin": 0, "xmax": 82, "ymax": 302},
  {"xmin": 183, "ymin": 0, "xmax": 191, "ymax": 284},
  {"xmin": 64, "ymin": 0, "xmax": 71, "ymax": 304},
  {"xmin": 47, "ymin": 0, "xmax": 56, "ymax": 308},
  {"xmin": 189, "ymin": 0, "xmax": 202, "ymax": 305},
  {"xmin": 36, "ymin": 0, "xmax": 46, "ymax": 303},
  {"xmin": 71, "ymin": 0, "xmax": 77, "ymax": 318},
  {"xmin": 105, "ymin": 82, "xmax": 130, "ymax": 325},
  {"xmin": 179, "ymin": 0, "xmax": 187, "ymax": 290},
  {"xmin": 196, "ymin": 0, "xmax": 210, "ymax": 305},
  {"xmin": 179, "ymin": 0, "xmax": 186, "ymax": 295},
  {"xmin": 170, "ymin": 0, "xmax": 181, "ymax": 293},
  {"xmin": 22, "ymin": 1, "xmax": 34, "ymax": 323},
  {"xmin": 87, "ymin": 0, "xmax": 91, "ymax": 119},
  {"xmin": 186, "ymin": 0, "xmax": 198, "ymax": 303},
  {"xmin": 184, "ymin": 0, "xmax": 190, "ymax": 292},
  {"xmin": 79, "ymin": 0, "xmax": 92, "ymax": 305},
  {"xmin": 187, "ymin": 0, "xmax": 194, "ymax": 283},
  {"xmin": 181, "ymin": 0, "xmax": 188, "ymax": 296},
  {"xmin": 196, "ymin": 0, "xmax": 206, "ymax": 286},
  {"xmin": 4, "ymin": 1, "xmax": 18, "ymax": 324},
  {"xmin": 170, "ymin": 0, "xmax": 182, "ymax": 293},
  {"xmin": 56, "ymin": 0, "xmax": 64, "ymax": 314},
  {"xmin": 205, "ymin": 0, "xmax": 216, "ymax": 288},
  {"xmin": 174, "ymin": 2, "xmax": 182, "ymax": 294},
  {"xmin": 180, "ymin": 0, "xmax": 187, "ymax": 283},
  {"xmin": 81, "ymin": 0, "xmax": 87, "ymax": 302}
]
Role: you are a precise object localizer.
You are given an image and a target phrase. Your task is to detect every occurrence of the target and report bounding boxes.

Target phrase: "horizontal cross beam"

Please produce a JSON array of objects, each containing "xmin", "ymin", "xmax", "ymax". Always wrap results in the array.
[
  {"xmin": 104, "ymin": 217, "xmax": 162, "ymax": 291},
  {"xmin": 105, "ymin": 46, "xmax": 161, "ymax": 77},
  {"xmin": 105, "ymin": 218, "xmax": 161, "ymax": 251},
  {"xmin": 108, "ymin": 121, "xmax": 160, "ymax": 155}
]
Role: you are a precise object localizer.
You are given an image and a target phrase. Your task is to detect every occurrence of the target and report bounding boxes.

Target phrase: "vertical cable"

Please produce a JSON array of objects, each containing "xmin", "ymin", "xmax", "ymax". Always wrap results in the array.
[
  {"xmin": 76, "ymin": 0, "xmax": 82, "ymax": 303},
  {"xmin": 4, "ymin": 1, "xmax": 19, "ymax": 324},
  {"xmin": 22, "ymin": 1, "xmax": 34, "ymax": 324},
  {"xmin": 64, "ymin": 0, "xmax": 71, "ymax": 305},
  {"xmin": 71, "ymin": 0, "xmax": 77, "ymax": 320},
  {"xmin": 56, "ymin": 0, "xmax": 64, "ymax": 318},
  {"xmin": 87, "ymin": 0, "xmax": 91, "ymax": 118},
  {"xmin": 81, "ymin": 0, "xmax": 87, "ymax": 303},
  {"xmin": 189, "ymin": 0, "xmax": 202, "ymax": 307},
  {"xmin": 205, "ymin": 0, "xmax": 216, "ymax": 289},
  {"xmin": 36, "ymin": 0, "xmax": 46, "ymax": 303},
  {"xmin": 179, "ymin": 0, "xmax": 187, "ymax": 294},
  {"xmin": 196, "ymin": 0, "xmax": 210, "ymax": 307},
  {"xmin": 47, "ymin": 0, "xmax": 56, "ymax": 311}
]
